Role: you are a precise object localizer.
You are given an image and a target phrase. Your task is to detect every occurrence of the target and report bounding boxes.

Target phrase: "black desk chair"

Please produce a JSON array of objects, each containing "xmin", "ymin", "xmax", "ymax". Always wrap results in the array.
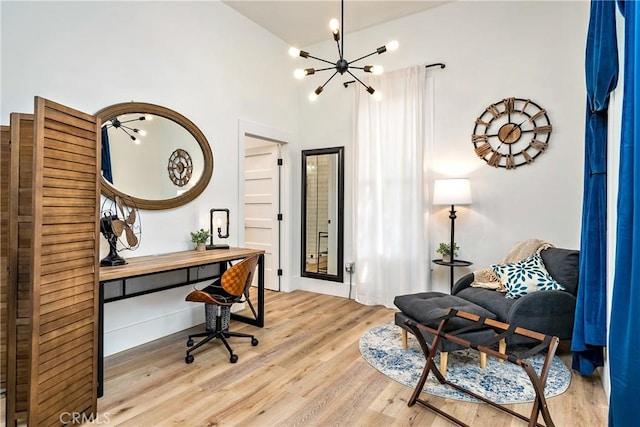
[{"xmin": 184, "ymin": 254, "xmax": 259, "ymax": 364}]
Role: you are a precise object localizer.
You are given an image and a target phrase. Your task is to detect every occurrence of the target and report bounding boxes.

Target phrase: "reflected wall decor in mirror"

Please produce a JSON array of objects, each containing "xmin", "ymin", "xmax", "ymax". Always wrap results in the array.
[
  {"xmin": 301, "ymin": 147, "xmax": 344, "ymax": 282},
  {"xmin": 96, "ymin": 102, "xmax": 213, "ymax": 210}
]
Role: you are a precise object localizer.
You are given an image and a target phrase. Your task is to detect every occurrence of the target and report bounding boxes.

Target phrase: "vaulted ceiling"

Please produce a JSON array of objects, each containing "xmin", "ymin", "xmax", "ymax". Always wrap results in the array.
[{"xmin": 222, "ymin": 1, "xmax": 449, "ymax": 47}]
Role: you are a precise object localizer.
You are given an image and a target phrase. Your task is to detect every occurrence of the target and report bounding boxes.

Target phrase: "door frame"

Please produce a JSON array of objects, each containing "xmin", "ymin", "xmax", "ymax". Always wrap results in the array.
[{"xmin": 237, "ymin": 120, "xmax": 292, "ymax": 292}]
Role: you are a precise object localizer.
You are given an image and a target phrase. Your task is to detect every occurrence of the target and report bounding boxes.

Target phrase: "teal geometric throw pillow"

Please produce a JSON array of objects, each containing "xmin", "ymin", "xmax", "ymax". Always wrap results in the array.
[{"xmin": 491, "ymin": 253, "xmax": 565, "ymax": 299}]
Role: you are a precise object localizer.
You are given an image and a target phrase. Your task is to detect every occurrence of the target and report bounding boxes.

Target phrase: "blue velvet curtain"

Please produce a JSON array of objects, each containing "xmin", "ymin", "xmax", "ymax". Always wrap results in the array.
[
  {"xmin": 101, "ymin": 126, "xmax": 113, "ymax": 183},
  {"xmin": 610, "ymin": 0, "xmax": 639, "ymax": 424},
  {"xmin": 572, "ymin": 0, "xmax": 618, "ymax": 376}
]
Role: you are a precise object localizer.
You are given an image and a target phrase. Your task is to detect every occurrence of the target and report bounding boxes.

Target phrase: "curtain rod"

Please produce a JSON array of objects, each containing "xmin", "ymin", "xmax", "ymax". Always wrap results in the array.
[{"xmin": 343, "ymin": 62, "xmax": 446, "ymax": 87}]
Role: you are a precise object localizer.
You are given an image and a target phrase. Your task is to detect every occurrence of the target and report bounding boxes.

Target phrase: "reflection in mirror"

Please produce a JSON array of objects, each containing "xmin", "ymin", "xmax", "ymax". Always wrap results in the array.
[
  {"xmin": 96, "ymin": 102, "xmax": 213, "ymax": 210},
  {"xmin": 104, "ymin": 113, "xmax": 204, "ymax": 200},
  {"xmin": 301, "ymin": 147, "xmax": 344, "ymax": 282}
]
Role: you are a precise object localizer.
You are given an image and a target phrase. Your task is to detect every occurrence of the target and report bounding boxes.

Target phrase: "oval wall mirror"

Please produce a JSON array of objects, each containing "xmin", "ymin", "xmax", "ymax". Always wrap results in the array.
[
  {"xmin": 96, "ymin": 102, "xmax": 213, "ymax": 210},
  {"xmin": 301, "ymin": 147, "xmax": 344, "ymax": 282}
]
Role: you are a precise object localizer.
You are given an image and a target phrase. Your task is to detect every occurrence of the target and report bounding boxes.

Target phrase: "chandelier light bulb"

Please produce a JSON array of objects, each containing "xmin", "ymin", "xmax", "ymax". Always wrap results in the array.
[
  {"xmin": 142, "ymin": 114, "xmax": 153, "ymax": 121},
  {"xmin": 294, "ymin": 69, "xmax": 306, "ymax": 79},
  {"xmin": 386, "ymin": 40, "xmax": 399, "ymax": 51},
  {"xmin": 330, "ymin": 18, "xmax": 340, "ymax": 40},
  {"xmin": 373, "ymin": 91, "xmax": 383, "ymax": 101},
  {"xmin": 137, "ymin": 129, "xmax": 147, "ymax": 136},
  {"xmin": 309, "ymin": 86, "xmax": 324, "ymax": 101},
  {"xmin": 329, "ymin": 18, "xmax": 339, "ymax": 33},
  {"xmin": 289, "ymin": 47, "xmax": 301, "ymax": 57},
  {"xmin": 365, "ymin": 65, "xmax": 384, "ymax": 75}
]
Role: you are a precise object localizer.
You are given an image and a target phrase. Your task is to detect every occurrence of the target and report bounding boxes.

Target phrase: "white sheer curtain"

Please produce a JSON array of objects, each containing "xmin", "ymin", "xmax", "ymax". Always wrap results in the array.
[{"xmin": 353, "ymin": 65, "xmax": 432, "ymax": 308}]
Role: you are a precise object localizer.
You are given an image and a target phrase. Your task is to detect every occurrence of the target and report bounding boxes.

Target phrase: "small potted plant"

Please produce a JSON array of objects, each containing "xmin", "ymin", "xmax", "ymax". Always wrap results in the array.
[
  {"xmin": 190, "ymin": 228, "xmax": 211, "ymax": 251},
  {"xmin": 436, "ymin": 242, "xmax": 459, "ymax": 263}
]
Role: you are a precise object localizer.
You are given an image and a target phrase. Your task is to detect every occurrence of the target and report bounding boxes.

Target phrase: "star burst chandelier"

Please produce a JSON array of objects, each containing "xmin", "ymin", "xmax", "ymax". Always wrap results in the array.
[{"xmin": 289, "ymin": 0, "xmax": 398, "ymax": 102}]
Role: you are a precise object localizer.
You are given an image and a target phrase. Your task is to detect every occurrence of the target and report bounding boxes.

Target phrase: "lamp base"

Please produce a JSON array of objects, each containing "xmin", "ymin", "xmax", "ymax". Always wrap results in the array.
[{"xmin": 206, "ymin": 244, "xmax": 230, "ymax": 250}]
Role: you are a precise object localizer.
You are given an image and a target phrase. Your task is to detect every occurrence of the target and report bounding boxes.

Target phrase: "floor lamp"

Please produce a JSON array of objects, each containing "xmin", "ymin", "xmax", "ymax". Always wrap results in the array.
[{"xmin": 433, "ymin": 179, "xmax": 472, "ymax": 264}]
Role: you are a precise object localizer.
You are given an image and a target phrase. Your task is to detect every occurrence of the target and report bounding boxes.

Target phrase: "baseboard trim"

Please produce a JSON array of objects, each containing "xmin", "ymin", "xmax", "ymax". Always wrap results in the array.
[{"xmin": 104, "ymin": 305, "xmax": 203, "ymax": 357}]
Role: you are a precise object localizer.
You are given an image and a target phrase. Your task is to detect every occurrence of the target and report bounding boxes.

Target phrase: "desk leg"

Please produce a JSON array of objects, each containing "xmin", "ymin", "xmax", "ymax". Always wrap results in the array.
[
  {"xmin": 231, "ymin": 253, "xmax": 265, "ymax": 327},
  {"xmin": 98, "ymin": 283, "xmax": 104, "ymax": 398},
  {"xmin": 97, "ymin": 253, "xmax": 265, "ymax": 398}
]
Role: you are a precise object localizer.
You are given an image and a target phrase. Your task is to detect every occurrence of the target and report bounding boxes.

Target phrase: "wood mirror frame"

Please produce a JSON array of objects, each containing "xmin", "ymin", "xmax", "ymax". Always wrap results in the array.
[
  {"xmin": 95, "ymin": 102, "xmax": 213, "ymax": 210},
  {"xmin": 301, "ymin": 147, "xmax": 344, "ymax": 282}
]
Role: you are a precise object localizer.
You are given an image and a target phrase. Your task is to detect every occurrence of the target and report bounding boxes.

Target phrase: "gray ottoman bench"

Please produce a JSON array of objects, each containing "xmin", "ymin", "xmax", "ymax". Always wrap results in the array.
[{"xmin": 394, "ymin": 292, "xmax": 506, "ymax": 376}]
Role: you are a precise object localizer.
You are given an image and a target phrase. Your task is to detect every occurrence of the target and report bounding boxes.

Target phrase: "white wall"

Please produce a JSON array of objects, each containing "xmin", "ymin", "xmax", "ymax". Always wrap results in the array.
[
  {"xmin": 1, "ymin": 1, "xmax": 299, "ymax": 356},
  {"xmin": 295, "ymin": 1, "xmax": 589, "ymax": 296},
  {"xmin": 1, "ymin": 0, "xmax": 592, "ymax": 355}
]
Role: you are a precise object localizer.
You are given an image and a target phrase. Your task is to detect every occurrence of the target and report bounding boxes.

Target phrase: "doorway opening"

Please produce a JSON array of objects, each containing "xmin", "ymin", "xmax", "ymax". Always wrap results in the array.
[{"xmin": 243, "ymin": 135, "xmax": 284, "ymax": 291}]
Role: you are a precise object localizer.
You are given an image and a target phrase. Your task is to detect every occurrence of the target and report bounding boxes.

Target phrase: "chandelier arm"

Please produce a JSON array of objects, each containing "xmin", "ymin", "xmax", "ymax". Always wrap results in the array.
[
  {"xmin": 340, "ymin": 0, "xmax": 344, "ymax": 58},
  {"xmin": 346, "ymin": 70, "xmax": 371, "ymax": 90},
  {"xmin": 119, "ymin": 127, "xmax": 137, "ymax": 140},
  {"xmin": 335, "ymin": 39, "xmax": 343, "ymax": 61},
  {"xmin": 118, "ymin": 117, "xmax": 144, "ymax": 124},
  {"xmin": 306, "ymin": 54, "xmax": 337, "ymax": 66},
  {"xmin": 349, "ymin": 50, "xmax": 378, "ymax": 65},
  {"xmin": 314, "ymin": 66, "xmax": 338, "ymax": 73},
  {"xmin": 120, "ymin": 124, "xmax": 139, "ymax": 133},
  {"xmin": 319, "ymin": 71, "xmax": 340, "ymax": 90}
]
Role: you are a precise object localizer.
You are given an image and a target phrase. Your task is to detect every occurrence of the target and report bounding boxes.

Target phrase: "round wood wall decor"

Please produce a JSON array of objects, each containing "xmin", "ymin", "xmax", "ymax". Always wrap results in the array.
[
  {"xmin": 167, "ymin": 148, "xmax": 193, "ymax": 186},
  {"xmin": 472, "ymin": 97, "xmax": 553, "ymax": 169}
]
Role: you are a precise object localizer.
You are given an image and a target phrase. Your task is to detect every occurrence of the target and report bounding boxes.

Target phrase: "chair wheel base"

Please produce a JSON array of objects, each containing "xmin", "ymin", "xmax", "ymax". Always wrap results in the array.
[
  {"xmin": 251, "ymin": 338, "xmax": 259, "ymax": 346},
  {"xmin": 185, "ymin": 354, "xmax": 194, "ymax": 364},
  {"xmin": 230, "ymin": 354, "xmax": 238, "ymax": 363},
  {"xmin": 187, "ymin": 339, "xmax": 194, "ymax": 347}
]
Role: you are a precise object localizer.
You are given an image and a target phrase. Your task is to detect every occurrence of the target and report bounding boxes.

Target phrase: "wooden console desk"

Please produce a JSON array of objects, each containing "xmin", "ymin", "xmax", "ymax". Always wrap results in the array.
[{"xmin": 98, "ymin": 247, "xmax": 265, "ymax": 396}]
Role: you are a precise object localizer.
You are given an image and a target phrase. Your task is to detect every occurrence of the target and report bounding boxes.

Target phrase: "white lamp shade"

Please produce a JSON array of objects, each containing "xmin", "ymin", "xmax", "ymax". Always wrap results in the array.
[{"xmin": 433, "ymin": 179, "xmax": 472, "ymax": 206}]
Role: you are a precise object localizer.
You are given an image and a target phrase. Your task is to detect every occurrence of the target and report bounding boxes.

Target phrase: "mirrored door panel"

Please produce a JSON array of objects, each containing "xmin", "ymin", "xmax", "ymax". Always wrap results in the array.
[{"xmin": 301, "ymin": 147, "xmax": 344, "ymax": 282}]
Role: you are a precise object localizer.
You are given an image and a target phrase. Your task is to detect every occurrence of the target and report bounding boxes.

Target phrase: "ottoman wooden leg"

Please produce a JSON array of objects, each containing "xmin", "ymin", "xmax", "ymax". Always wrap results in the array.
[
  {"xmin": 440, "ymin": 352, "xmax": 448, "ymax": 377},
  {"xmin": 499, "ymin": 338, "xmax": 506, "ymax": 363},
  {"xmin": 479, "ymin": 352, "xmax": 487, "ymax": 369},
  {"xmin": 401, "ymin": 329, "xmax": 408, "ymax": 349}
]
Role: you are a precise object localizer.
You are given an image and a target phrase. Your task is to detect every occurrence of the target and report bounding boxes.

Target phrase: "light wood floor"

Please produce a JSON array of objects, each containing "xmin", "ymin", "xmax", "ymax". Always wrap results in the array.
[
  {"xmin": 94, "ymin": 289, "xmax": 608, "ymax": 426},
  {"xmin": 1, "ymin": 289, "xmax": 607, "ymax": 426}
]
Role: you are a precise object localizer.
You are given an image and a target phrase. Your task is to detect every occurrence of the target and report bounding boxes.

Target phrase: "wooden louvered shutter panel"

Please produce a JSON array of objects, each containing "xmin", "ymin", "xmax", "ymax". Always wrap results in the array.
[
  {"xmin": 6, "ymin": 113, "xmax": 36, "ymax": 425},
  {"xmin": 1, "ymin": 124, "xmax": 9, "ymax": 393},
  {"xmin": 28, "ymin": 97, "xmax": 100, "ymax": 426}
]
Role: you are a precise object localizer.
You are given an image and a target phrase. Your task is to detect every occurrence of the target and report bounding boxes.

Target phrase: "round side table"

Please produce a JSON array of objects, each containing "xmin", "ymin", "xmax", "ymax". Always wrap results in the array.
[{"xmin": 432, "ymin": 259, "xmax": 473, "ymax": 291}]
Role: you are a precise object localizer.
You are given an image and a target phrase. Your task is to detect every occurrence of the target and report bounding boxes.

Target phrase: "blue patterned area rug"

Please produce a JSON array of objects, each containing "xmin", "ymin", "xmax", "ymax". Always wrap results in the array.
[{"xmin": 359, "ymin": 322, "xmax": 571, "ymax": 404}]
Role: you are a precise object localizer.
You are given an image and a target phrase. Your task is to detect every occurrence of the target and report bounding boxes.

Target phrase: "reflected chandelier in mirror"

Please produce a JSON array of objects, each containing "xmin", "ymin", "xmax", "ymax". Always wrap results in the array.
[{"xmin": 96, "ymin": 102, "xmax": 213, "ymax": 210}]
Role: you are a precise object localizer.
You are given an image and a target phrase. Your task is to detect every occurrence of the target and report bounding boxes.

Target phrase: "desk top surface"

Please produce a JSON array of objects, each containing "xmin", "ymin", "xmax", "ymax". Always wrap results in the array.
[{"xmin": 99, "ymin": 247, "xmax": 264, "ymax": 281}]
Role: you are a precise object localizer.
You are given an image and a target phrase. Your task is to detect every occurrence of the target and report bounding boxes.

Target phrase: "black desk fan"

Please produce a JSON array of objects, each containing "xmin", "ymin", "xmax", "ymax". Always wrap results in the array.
[{"xmin": 100, "ymin": 195, "xmax": 141, "ymax": 266}]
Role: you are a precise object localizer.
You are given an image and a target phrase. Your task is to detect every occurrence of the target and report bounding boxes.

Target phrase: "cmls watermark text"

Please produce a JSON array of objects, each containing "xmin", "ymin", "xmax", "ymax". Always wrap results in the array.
[{"xmin": 59, "ymin": 412, "xmax": 111, "ymax": 424}]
